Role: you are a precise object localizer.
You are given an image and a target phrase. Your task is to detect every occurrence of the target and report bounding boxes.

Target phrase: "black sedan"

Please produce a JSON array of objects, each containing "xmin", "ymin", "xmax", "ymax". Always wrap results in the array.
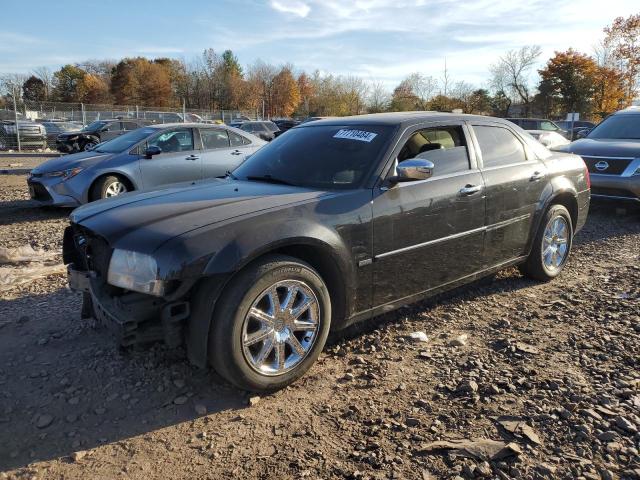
[
  {"xmin": 57, "ymin": 119, "xmax": 149, "ymax": 153},
  {"xmin": 65, "ymin": 112, "xmax": 590, "ymax": 392}
]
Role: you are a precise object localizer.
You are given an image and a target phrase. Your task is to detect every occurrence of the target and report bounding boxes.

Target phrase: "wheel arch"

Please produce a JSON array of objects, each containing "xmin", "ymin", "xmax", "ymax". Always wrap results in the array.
[
  {"xmin": 85, "ymin": 171, "xmax": 138, "ymax": 203},
  {"xmin": 186, "ymin": 237, "xmax": 354, "ymax": 369}
]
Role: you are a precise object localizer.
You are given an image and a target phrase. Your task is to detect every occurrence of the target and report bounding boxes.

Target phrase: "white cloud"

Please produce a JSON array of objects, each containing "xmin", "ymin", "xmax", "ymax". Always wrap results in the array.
[{"xmin": 270, "ymin": 0, "xmax": 311, "ymax": 17}]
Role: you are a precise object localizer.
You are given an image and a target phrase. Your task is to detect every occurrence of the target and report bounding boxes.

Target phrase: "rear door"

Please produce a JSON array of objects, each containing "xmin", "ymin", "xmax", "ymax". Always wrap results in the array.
[
  {"xmin": 199, "ymin": 127, "xmax": 245, "ymax": 179},
  {"xmin": 138, "ymin": 127, "xmax": 202, "ymax": 189},
  {"xmin": 371, "ymin": 122, "xmax": 486, "ymax": 306},
  {"xmin": 469, "ymin": 122, "xmax": 547, "ymax": 266}
]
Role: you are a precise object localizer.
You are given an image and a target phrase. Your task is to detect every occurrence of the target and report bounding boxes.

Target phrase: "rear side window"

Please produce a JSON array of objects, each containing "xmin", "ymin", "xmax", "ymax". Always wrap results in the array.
[
  {"xmin": 201, "ymin": 129, "xmax": 230, "ymax": 149},
  {"xmin": 474, "ymin": 125, "xmax": 526, "ymax": 168},
  {"xmin": 229, "ymin": 131, "xmax": 250, "ymax": 146}
]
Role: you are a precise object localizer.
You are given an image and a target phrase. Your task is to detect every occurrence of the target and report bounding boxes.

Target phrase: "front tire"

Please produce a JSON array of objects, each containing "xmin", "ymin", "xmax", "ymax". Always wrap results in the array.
[
  {"xmin": 205, "ymin": 255, "xmax": 331, "ymax": 392},
  {"xmin": 90, "ymin": 175, "xmax": 129, "ymax": 201},
  {"xmin": 83, "ymin": 137, "xmax": 99, "ymax": 151},
  {"xmin": 520, "ymin": 204, "xmax": 573, "ymax": 281}
]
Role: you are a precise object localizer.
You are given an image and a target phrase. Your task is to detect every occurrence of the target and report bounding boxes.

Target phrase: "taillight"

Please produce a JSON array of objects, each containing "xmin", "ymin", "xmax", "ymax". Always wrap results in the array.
[{"xmin": 584, "ymin": 161, "xmax": 591, "ymax": 189}]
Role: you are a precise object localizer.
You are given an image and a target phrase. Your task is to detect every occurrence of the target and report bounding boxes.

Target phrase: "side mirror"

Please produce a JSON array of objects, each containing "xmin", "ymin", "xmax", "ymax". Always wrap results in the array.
[
  {"xmin": 393, "ymin": 158, "xmax": 434, "ymax": 182},
  {"xmin": 145, "ymin": 145, "xmax": 162, "ymax": 158}
]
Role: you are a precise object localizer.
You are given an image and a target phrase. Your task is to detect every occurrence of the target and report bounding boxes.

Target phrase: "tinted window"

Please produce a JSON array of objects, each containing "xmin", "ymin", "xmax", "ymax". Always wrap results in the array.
[
  {"xmin": 398, "ymin": 126, "xmax": 469, "ymax": 177},
  {"xmin": 265, "ymin": 121, "xmax": 280, "ymax": 132},
  {"xmin": 242, "ymin": 123, "xmax": 266, "ymax": 133},
  {"xmin": 148, "ymin": 128, "xmax": 194, "ymax": 153},
  {"xmin": 540, "ymin": 121, "xmax": 558, "ymax": 131},
  {"xmin": 233, "ymin": 125, "xmax": 395, "ymax": 189},
  {"xmin": 122, "ymin": 122, "xmax": 139, "ymax": 131},
  {"xmin": 93, "ymin": 127, "xmax": 157, "ymax": 154},
  {"xmin": 201, "ymin": 129, "xmax": 230, "ymax": 149},
  {"xmin": 474, "ymin": 125, "xmax": 526, "ymax": 168},
  {"xmin": 587, "ymin": 114, "xmax": 640, "ymax": 140},
  {"xmin": 229, "ymin": 131, "xmax": 250, "ymax": 146}
]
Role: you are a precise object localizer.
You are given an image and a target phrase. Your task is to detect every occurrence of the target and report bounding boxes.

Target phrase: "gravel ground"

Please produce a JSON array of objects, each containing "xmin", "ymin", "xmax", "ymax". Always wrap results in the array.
[{"xmin": 0, "ymin": 173, "xmax": 639, "ymax": 480}]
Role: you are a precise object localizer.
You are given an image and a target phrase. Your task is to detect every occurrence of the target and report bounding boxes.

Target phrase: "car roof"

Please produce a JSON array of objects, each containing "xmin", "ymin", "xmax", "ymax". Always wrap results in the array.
[
  {"xmin": 305, "ymin": 111, "xmax": 515, "ymax": 128},
  {"xmin": 612, "ymin": 106, "xmax": 640, "ymax": 115}
]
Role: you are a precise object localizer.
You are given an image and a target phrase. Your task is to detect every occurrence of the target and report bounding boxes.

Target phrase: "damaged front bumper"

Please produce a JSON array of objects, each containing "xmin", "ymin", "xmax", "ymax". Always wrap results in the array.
[{"xmin": 68, "ymin": 265, "xmax": 190, "ymax": 348}]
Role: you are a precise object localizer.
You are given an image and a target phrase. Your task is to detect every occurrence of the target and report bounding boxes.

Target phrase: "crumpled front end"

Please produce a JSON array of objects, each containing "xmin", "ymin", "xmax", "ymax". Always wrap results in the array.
[{"xmin": 63, "ymin": 224, "xmax": 192, "ymax": 348}]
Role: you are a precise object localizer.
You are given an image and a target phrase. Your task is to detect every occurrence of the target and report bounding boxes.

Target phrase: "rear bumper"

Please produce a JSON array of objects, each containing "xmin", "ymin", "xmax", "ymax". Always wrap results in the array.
[{"xmin": 590, "ymin": 173, "xmax": 640, "ymax": 203}]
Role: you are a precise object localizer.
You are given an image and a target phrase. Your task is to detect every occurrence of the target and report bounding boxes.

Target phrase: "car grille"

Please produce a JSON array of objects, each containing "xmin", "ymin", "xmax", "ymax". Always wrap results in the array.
[
  {"xmin": 591, "ymin": 187, "xmax": 638, "ymax": 199},
  {"xmin": 28, "ymin": 181, "xmax": 52, "ymax": 202},
  {"xmin": 582, "ymin": 156, "xmax": 632, "ymax": 175}
]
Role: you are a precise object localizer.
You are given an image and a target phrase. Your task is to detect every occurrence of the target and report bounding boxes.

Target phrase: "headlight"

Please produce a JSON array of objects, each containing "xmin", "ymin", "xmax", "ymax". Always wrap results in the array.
[
  {"xmin": 43, "ymin": 167, "xmax": 83, "ymax": 180},
  {"xmin": 107, "ymin": 249, "xmax": 165, "ymax": 296}
]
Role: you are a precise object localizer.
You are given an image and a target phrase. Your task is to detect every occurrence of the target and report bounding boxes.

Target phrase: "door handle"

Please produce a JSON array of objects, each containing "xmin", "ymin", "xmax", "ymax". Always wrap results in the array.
[
  {"xmin": 185, "ymin": 155, "xmax": 199, "ymax": 161},
  {"xmin": 459, "ymin": 184, "xmax": 483, "ymax": 195},
  {"xmin": 231, "ymin": 150, "xmax": 242, "ymax": 155},
  {"xmin": 530, "ymin": 171, "xmax": 545, "ymax": 181}
]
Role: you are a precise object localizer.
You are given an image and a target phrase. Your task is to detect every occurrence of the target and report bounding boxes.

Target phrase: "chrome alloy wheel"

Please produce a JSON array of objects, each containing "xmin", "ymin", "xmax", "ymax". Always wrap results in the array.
[
  {"xmin": 104, "ymin": 181, "xmax": 127, "ymax": 197},
  {"xmin": 241, "ymin": 280, "xmax": 320, "ymax": 376},
  {"xmin": 542, "ymin": 215, "xmax": 569, "ymax": 271}
]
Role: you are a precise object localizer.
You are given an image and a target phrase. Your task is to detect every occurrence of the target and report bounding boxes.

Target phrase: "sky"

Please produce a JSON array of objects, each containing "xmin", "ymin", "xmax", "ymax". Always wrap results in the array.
[{"xmin": 1, "ymin": 0, "xmax": 638, "ymax": 89}]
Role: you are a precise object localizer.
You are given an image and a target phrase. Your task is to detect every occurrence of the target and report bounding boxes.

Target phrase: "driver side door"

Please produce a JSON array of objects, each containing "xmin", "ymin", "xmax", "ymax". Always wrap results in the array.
[
  {"xmin": 138, "ymin": 127, "xmax": 202, "ymax": 189},
  {"xmin": 371, "ymin": 122, "xmax": 486, "ymax": 307}
]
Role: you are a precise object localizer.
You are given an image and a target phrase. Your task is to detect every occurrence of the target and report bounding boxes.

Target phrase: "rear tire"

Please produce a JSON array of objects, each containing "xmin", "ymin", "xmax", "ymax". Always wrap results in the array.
[
  {"xmin": 520, "ymin": 204, "xmax": 573, "ymax": 281},
  {"xmin": 204, "ymin": 254, "xmax": 331, "ymax": 392},
  {"xmin": 90, "ymin": 175, "xmax": 129, "ymax": 201}
]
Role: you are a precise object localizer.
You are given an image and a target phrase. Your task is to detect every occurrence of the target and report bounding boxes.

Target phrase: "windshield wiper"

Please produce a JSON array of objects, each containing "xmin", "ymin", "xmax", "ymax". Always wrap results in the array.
[{"xmin": 246, "ymin": 175, "xmax": 295, "ymax": 186}]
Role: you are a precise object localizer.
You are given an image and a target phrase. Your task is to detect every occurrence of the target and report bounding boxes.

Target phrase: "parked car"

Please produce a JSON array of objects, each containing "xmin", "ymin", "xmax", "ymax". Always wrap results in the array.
[
  {"xmin": 300, "ymin": 116, "xmax": 330, "ymax": 124},
  {"xmin": 527, "ymin": 130, "xmax": 570, "ymax": 149},
  {"xmin": 238, "ymin": 121, "xmax": 281, "ymax": 141},
  {"xmin": 64, "ymin": 112, "xmax": 590, "ymax": 392},
  {"xmin": 29, "ymin": 123, "xmax": 265, "ymax": 207},
  {"xmin": 0, "ymin": 111, "xmax": 47, "ymax": 151},
  {"xmin": 38, "ymin": 120, "xmax": 83, "ymax": 149},
  {"xmin": 56, "ymin": 119, "xmax": 149, "ymax": 153},
  {"xmin": 273, "ymin": 119, "xmax": 300, "ymax": 132},
  {"xmin": 554, "ymin": 107, "xmax": 640, "ymax": 203},
  {"xmin": 506, "ymin": 118, "xmax": 569, "ymax": 139},
  {"xmin": 555, "ymin": 120, "xmax": 597, "ymax": 139}
]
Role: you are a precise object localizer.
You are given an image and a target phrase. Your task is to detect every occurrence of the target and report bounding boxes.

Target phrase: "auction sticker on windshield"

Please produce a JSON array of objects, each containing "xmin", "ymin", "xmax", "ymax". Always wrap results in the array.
[{"xmin": 333, "ymin": 129, "xmax": 378, "ymax": 142}]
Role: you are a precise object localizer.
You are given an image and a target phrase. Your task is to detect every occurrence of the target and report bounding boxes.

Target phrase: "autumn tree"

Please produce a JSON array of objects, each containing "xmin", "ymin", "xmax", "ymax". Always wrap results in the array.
[
  {"xmin": 52, "ymin": 65, "xmax": 86, "ymax": 102},
  {"xmin": 367, "ymin": 80, "xmax": 390, "ymax": 113},
  {"xmin": 604, "ymin": 13, "xmax": 640, "ymax": 101},
  {"xmin": 271, "ymin": 66, "xmax": 300, "ymax": 117},
  {"xmin": 77, "ymin": 74, "xmax": 111, "ymax": 104},
  {"xmin": 592, "ymin": 65, "xmax": 628, "ymax": 117},
  {"xmin": 389, "ymin": 78, "xmax": 419, "ymax": 111},
  {"xmin": 110, "ymin": 58, "xmax": 174, "ymax": 106},
  {"xmin": 538, "ymin": 49, "xmax": 598, "ymax": 116},
  {"xmin": 296, "ymin": 72, "xmax": 314, "ymax": 116},
  {"xmin": 22, "ymin": 76, "xmax": 46, "ymax": 102}
]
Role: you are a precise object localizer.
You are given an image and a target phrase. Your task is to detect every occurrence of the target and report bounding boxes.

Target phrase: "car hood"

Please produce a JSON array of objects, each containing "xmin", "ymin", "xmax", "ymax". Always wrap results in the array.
[
  {"xmin": 31, "ymin": 151, "xmax": 115, "ymax": 174},
  {"xmin": 57, "ymin": 130, "xmax": 85, "ymax": 138},
  {"xmin": 564, "ymin": 138, "xmax": 640, "ymax": 157},
  {"xmin": 70, "ymin": 179, "xmax": 333, "ymax": 252}
]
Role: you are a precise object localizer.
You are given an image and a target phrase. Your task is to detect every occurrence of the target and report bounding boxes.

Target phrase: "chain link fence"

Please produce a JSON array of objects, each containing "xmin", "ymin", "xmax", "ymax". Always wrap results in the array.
[{"xmin": 0, "ymin": 100, "xmax": 259, "ymax": 152}]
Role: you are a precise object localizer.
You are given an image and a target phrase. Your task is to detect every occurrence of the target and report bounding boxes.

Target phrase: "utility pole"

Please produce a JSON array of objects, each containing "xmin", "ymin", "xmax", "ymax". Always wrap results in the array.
[{"xmin": 12, "ymin": 87, "xmax": 21, "ymax": 152}]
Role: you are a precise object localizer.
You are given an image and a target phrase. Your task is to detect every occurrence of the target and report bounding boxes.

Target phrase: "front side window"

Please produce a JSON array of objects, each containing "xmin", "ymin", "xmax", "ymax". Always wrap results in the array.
[
  {"xmin": 201, "ymin": 129, "xmax": 230, "ymax": 149},
  {"xmin": 474, "ymin": 125, "xmax": 526, "ymax": 168},
  {"xmin": 233, "ymin": 124, "xmax": 396, "ymax": 189},
  {"xmin": 148, "ymin": 128, "xmax": 194, "ymax": 153},
  {"xmin": 397, "ymin": 126, "xmax": 470, "ymax": 177}
]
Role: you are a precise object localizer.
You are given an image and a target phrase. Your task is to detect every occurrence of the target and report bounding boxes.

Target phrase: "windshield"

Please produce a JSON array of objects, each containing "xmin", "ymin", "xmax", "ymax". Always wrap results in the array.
[
  {"xmin": 94, "ymin": 127, "xmax": 156, "ymax": 154},
  {"xmin": 233, "ymin": 124, "xmax": 396, "ymax": 189},
  {"xmin": 588, "ymin": 115, "xmax": 640, "ymax": 140},
  {"xmin": 82, "ymin": 121, "xmax": 107, "ymax": 132}
]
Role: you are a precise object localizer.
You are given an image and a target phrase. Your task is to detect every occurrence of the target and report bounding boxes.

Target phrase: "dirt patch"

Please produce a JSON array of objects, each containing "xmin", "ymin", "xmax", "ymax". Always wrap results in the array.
[{"xmin": 1, "ymin": 174, "xmax": 639, "ymax": 479}]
